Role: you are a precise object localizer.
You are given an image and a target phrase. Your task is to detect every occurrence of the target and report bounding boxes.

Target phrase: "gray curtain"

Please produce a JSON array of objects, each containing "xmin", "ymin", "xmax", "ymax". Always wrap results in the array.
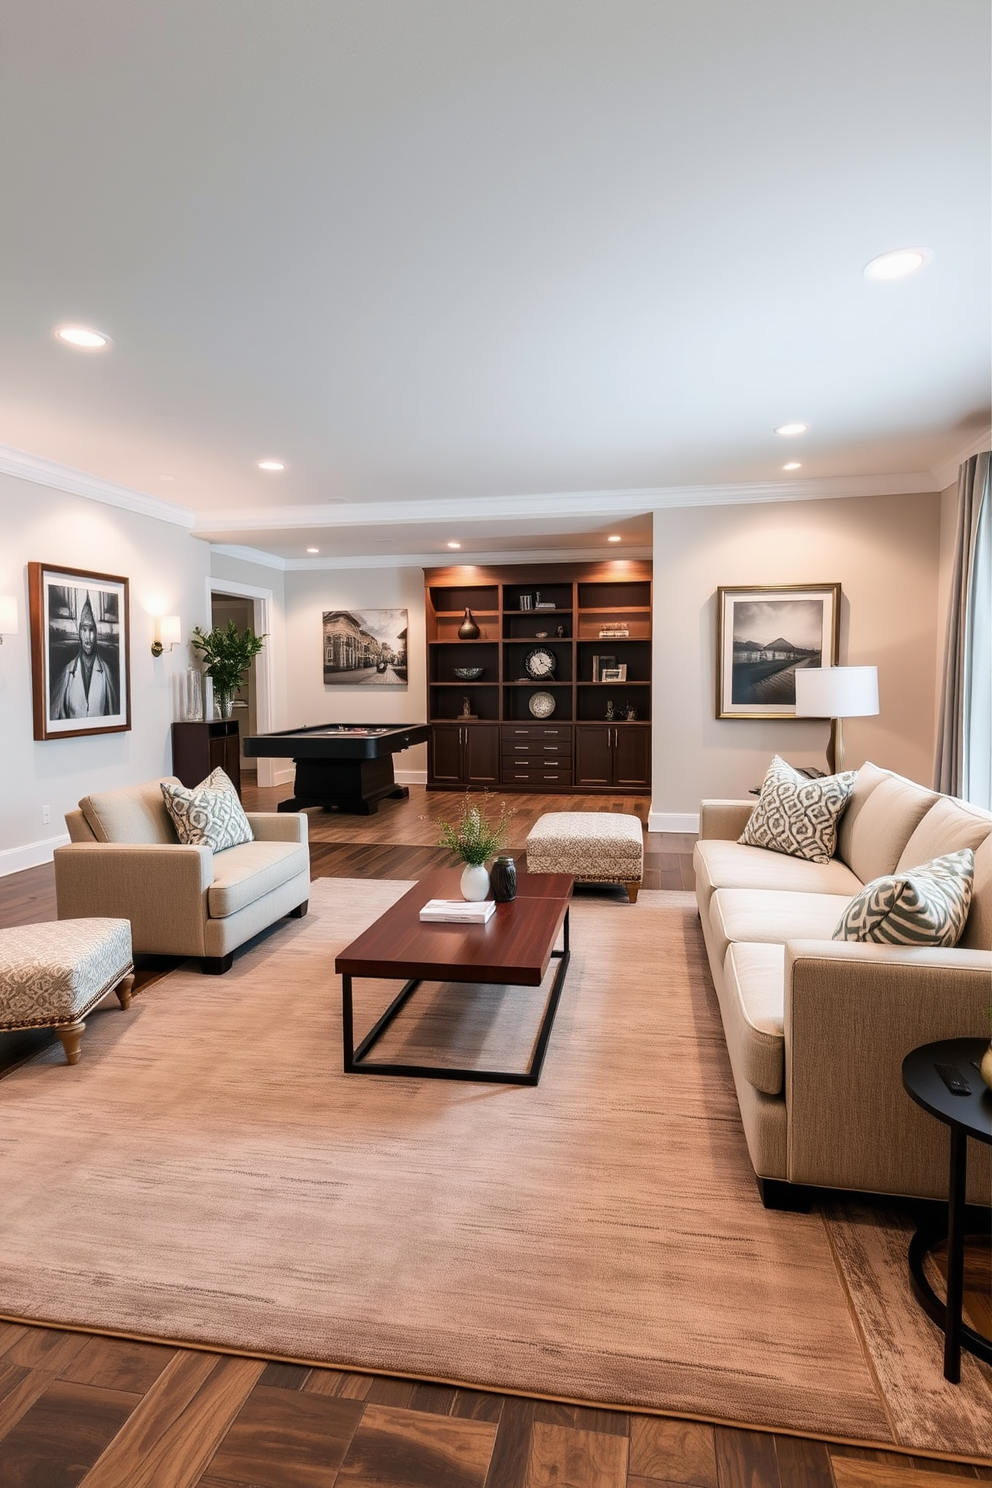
[{"xmin": 934, "ymin": 451, "xmax": 992, "ymax": 803}]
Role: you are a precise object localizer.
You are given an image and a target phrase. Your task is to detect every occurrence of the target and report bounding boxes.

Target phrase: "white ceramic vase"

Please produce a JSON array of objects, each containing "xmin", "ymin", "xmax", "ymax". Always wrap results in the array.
[{"xmin": 460, "ymin": 863, "xmax": 490, "ymax": 901}]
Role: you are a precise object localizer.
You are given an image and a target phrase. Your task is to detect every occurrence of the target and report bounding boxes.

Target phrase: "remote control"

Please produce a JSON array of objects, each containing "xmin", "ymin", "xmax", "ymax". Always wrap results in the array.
[{"xmin": 935, "ymin": 1063, "xmax": 970, "ymax": 1096}]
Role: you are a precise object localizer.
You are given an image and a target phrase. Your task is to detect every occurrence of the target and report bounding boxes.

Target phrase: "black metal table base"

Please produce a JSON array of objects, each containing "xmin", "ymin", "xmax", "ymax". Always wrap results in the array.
[{"xmin": 342, "ymin": 913, "xmax": 570, "ymax": 1085}]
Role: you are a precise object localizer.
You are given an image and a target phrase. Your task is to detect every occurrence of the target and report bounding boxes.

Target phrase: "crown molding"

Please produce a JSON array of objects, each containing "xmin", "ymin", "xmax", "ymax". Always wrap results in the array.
[
  {"xmin": 192, "ymin": 471, "xmax": 939, "ymax": 537},
  {"xmin": 0, "ymin": 443, "xmax": 195, "ymax": 527},
  {"xmin": 930, "ymin": 429, "xmax": 992, "ymax": 491},
  {"xmin": 208, "ymin": 543, "xmax": 288, "ymax": 570},
  {"xmin": 209, "ymin": 543, "xmax": 653, "ymax": 572}
]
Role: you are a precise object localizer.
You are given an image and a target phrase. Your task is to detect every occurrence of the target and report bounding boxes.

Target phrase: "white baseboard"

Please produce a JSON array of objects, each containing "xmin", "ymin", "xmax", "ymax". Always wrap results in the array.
[
  {"xmin": 395, "ymin": 768, "xmax": 428, "ymax": 786},
  {"xmin": 271, "ymin": 766, "xmax": 295, "ymax": 786},
  {"xmin": 648, "ymin": 811, "xmax": 700, "ymax": 834},
  {"xmin": 0, "ymin": 833, "xmax": 70, "ymax": 878}
]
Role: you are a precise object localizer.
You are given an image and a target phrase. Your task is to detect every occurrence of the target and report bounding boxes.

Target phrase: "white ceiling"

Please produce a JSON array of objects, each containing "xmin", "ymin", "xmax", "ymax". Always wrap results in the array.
[{"xmin": 1, "ymin": 1, "xmax": 989, "ymax": 565}]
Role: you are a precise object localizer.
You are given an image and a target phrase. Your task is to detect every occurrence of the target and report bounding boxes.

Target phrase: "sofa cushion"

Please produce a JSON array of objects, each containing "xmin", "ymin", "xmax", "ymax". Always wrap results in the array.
[
  {"xmin": 739, "ymin": 756, "xmax": 855, "ymax": 865},
  {"xmin": 161, "ymin": 769, "xmax": 254, "ymax": 853},
  {"xmin": 960, "ymin": 835, "xmax": 992, "ymax": 950},
  {"xmin": 833, "ymin": 849, "xmax": 975, "ymax": 947},
  {"xmin": 695, "ymin": 840, "xmax": 862, "ymax": 899},
  {"xmin": 895, "ymin": 796, "xmax": 992, "ymax": 872},
  {"xmin": 723, "ymin": 943, "xmax": 786, "ymax": 1096},
  {"xmin": 835, "ymin": 761, "xmax": 890, "ymax": 868},
  {"xmin": 207, "ymin": 841, "xmax": 311, "ymax": 918},
  {"xmin": 838, "ymin": 771, "xmax": 937, "ymax": 884},
  {"xmin": 708, "ymin": 887, "xmax": 855, "ymax": 964},
  {"xmin": 80, "ymin": 778, "xmax": 181, "ymax": 845}
]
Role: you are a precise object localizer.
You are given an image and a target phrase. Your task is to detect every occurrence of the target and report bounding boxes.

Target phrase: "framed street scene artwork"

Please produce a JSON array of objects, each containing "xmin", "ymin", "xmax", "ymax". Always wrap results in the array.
[
  {"xmin": 322, "ymin": 609, "xmax": 408, "ymax": 685},
  {"xmin": 29, "ymin": 563, "xmax": 131, "ymax": 740},
  {"xmin": 717, "ymin": 583, "xmax": 840, "ymax": 719}
]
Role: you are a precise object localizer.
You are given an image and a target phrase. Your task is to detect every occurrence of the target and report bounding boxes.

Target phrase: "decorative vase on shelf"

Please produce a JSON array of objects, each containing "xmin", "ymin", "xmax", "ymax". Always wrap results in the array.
[
  {"xmin": 182, "ymin": 667, "xmax": 203, "ymax": 721},
  {"xmin": 490, "ymin": 856, "xmax": 517, "ymax": 902},
  {"xmin": 460, "ymin": 863, "xmax": 490, "ymax": 901},
  {"xmin": 458, "ymin": 608, "xmax": 481, "ymax": 640},
  {"xmin": 981, "ymin": 1042, "xmax": 992, "ymax": 1092},
  {"xmin": 216, "ymin": 691, "xmax": 235, "ymax": 720}
]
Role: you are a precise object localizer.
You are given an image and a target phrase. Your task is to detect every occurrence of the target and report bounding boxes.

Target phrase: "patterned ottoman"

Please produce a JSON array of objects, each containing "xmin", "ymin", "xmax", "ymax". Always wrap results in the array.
[
  {"xmin": 525, "ymin": 812, "xmax": 644, "ymax": 903},
  {"xmin": 0, "ymin": 918, "xmax": 133, "ymax": 1065}
]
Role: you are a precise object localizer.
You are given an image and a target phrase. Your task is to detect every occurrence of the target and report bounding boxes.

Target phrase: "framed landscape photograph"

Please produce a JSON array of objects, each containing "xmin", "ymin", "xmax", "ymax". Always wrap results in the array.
[
  {"xmin": 717, "ymin": 584, "xmax": 840, "ymax": 719},
  {"xmin": 29, "ymin": 562, "xmax": 131, "ymax": 740},
  {"xmin": 322, "ymin": 609, "xmax": 408, "ymax": 685}
]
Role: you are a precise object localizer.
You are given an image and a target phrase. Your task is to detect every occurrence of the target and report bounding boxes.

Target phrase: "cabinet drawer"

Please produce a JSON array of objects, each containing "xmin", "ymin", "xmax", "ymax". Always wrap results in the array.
[
  {"xmin": 501, "ymin": 741, "xmax": 573, "ymax": 759},
  {"xmin": 501, "ymin": 765, "xmax": 574, "ymax": 786},
  {"xmin": 502, "ymin": 725, "xmax": 572, "ymax": 742}
]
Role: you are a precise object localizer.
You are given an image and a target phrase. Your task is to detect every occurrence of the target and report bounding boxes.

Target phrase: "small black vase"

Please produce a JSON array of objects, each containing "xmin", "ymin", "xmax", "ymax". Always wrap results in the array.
[
  {"xmin": 458, "ymin": 608, "xmax": 480, "ymax": 640},
  {"xmin": 490, "ymin": 856, "xmax": 517, "ymax": 902}
]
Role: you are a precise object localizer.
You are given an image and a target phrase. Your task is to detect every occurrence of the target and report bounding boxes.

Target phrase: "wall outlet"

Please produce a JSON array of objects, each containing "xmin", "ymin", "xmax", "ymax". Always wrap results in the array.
[{"xmin": 42, "ymin": 804, "xmax": 50, "ymax": 825}]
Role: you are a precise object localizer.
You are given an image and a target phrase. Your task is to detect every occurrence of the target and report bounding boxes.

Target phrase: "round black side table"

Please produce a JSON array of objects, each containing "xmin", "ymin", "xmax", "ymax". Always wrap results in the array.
[{"xmin": 902, "ymin": 1038, "xmax": 992, "ymax": 1383}]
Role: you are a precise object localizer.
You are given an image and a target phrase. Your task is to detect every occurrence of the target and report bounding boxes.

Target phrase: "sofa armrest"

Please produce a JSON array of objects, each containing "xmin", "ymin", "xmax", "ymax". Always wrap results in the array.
[
  {"xmin": 54, "ymin": 843, "xmax": 213, "ymax": 957},
  {"xmin": 247, "ymin": 812, "xmax": 308, "ymax": 845},
  {"xmin": 783, "ymin": 939, "xmax": 992, "ymax": 1198},
  {"xmin": 699, "ymin": 799, "xmax": 755, "ymax": 841}
]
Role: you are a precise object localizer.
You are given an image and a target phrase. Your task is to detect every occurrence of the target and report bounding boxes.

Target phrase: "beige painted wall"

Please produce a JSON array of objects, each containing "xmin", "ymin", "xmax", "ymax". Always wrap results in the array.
[
  {"xmin": 282, "ymin": 566, "xmax": 428, "ymax": 777},
  {"xmin": 0, "ymin": 474, "xmax": 210, "ymax": 869},
  {"xmin": 650, "ymin": 491, "xmax": 942, "ymax": 822}
]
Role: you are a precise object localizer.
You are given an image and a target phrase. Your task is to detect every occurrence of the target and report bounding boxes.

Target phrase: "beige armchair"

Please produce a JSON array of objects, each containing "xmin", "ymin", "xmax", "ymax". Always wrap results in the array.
[{"xmin": 54, "ymin": 778, "xmax": 310, "ymax": 974}]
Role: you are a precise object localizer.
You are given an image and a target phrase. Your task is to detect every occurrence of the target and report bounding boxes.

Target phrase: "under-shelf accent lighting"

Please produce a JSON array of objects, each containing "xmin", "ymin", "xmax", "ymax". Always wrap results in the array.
[
  {"xmin": 607, "ymin": 534, "xmax": 622, "ymax": 543},
  {"xmin": 864, "ymin": 249, "xmax": 929, "ymax": 281},
  {"xmin": 447, "ymin": 541, "xmax": 461, "ymax": 549},
  {"xmin": 257, "ymin": 459, "xmax": 285, "ymax": 472},
  {"xmin": 151, "ymin": 615, "xmax": 181, "ymax": 657},
  {"xmin": 0, "ymin": 595, "xmax": 18, "ymax": 643},
  {"xmin": 774, "ymin": 423, "xmax": 807, "ymax": 437},
  {"xmin": 55, "ymin": 325, "xmax": 111, "ymax": 349}
]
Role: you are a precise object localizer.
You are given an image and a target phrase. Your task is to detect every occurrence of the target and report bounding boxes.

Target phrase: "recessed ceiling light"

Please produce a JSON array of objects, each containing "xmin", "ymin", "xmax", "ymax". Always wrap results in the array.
[
  {"xmin": 782, "ymin": 462, "xmax": 802, "ymax": 471},
  {"xmin": 257, "ymin": 459, "xmax": 285, "ymax": 472},
  {"xmin": 306, "ymin": 547, "xmax": 319, "ymax": 554},
  {"xmin": 607, "ymin": 535, "xmax": 622, "ymax": 543},
  {"xmin": 863, "ymin": 248, "xmax": 929, "ymax": 281},
  {"xmin": 159, "ymin": 474, "xmax": 177, "ymax": 482},
  {"xmin": 447, "ymin": 541, "xmax": 461, "ymax": 549},
  {"xmin": 55, "ymin": 325, "xmax": 111, "ymax": 349},
  {"xmin": 774, "ymin": 423, "xmax": 807, "ymax": 437}
]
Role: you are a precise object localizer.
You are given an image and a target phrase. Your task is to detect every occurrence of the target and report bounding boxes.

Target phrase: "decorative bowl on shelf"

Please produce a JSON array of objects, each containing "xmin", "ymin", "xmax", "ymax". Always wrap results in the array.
[{"xmin": 453, "ymin": 666, "xmax": 484, "ymax": 680}]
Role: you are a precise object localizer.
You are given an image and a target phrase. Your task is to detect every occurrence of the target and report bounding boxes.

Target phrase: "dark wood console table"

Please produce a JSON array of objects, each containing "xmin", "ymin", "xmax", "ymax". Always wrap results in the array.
[{"xmin": 170, "ymin": 720, "xmax": 242, "ymax": 798}]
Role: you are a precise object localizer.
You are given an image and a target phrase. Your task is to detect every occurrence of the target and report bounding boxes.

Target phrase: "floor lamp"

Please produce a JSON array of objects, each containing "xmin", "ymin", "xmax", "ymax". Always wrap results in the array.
[{"xmin": 794, "ymin": 666, "xmax": 879, "ymax": 775}]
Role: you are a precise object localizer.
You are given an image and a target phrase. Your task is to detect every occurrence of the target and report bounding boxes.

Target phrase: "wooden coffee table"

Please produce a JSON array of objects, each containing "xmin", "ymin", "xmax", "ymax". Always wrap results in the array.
[{"xmin": 335, "ymin": 868, "xmax": 573, "ymax": 1085}]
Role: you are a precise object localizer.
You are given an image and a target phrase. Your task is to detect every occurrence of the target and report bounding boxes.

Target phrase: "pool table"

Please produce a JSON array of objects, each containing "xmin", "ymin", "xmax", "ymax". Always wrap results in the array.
[{"xmin": 243, "ymin": 722, "xmax": 431, "ymax": 815}]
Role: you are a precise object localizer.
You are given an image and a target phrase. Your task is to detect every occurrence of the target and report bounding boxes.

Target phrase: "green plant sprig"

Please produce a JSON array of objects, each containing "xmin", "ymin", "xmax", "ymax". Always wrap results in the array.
[
  {"xmin": 190, "ymin": 621, "xmax": 267, "ymax": 696},
  {"xmin": 434, "ymin": 791, "xmax": 512, "ymax": 866}
]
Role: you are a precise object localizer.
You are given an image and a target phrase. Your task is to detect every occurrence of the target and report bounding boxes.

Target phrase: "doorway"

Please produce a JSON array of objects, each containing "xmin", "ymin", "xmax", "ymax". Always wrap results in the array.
[{"xmin": 211, "ymin": 592, "xmax": 259, "ymax": 778}]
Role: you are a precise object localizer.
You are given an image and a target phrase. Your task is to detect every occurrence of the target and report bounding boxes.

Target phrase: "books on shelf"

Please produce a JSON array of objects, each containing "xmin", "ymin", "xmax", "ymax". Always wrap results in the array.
[
  {"xmin": 598, "ymin": 625, "xmax": 630, "ymax": 638},
  {"xmin": 419, "ymin": 898, "xmax": 496, "ymax": 924}
]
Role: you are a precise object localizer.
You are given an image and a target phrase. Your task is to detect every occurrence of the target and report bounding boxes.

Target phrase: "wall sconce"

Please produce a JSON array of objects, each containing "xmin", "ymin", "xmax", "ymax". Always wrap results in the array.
[
  {"xmin": 0, "ymin": 595, "xmax": 18, "ymax": 644},
  {"xmin": 151, "ymin": 615, "xmax": 181, "ymax": 657}
]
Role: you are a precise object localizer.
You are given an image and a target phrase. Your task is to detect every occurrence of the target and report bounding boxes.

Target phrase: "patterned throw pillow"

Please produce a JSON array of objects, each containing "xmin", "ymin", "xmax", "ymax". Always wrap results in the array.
[
  {"xmin": 739, "ymin": 755, "xmax": 856, "ymax": 865},
  {"xmin": 833, "ymin": 848, "xmax": 975, "ymax": 946},
  {"xmin": 160, "ymin": 768, "xmax": 253, "ymax": 852}
]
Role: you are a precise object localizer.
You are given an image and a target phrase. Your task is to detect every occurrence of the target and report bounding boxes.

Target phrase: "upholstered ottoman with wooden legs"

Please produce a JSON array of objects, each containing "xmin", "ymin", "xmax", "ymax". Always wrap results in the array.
[
  {"xmin": 525, "ymin": 812, "xmax": 644, "ymax": 902},
  {"xmin": 0, "ymin": 919, "xmax": 134, "ymax": 1065}
]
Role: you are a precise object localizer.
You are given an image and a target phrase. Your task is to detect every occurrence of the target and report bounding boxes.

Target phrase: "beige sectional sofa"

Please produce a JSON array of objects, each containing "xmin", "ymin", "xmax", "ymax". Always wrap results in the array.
[
  {"xmin": 694, "ymin": 762, "xmax": 992, "ymax": 1207},
  {"xmin": 55, "ymin": 778, "xmax": 311, "ymax": 974}
]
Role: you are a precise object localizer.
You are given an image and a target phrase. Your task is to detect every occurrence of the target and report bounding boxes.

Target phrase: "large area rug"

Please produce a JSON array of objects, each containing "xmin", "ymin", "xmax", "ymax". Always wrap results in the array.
[{"xmin": 1, "ymin": 879, "xmax": 989, "ymax": 1460}]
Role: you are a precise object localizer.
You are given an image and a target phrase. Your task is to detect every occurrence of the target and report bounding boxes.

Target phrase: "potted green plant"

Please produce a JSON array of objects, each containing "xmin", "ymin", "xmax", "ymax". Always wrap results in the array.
[
  {"xmin": 435, "ymin": 791, "xmax": 512, "ymax": 900},
  {"xmin": 191, "ymin": 620, "xmax": 267, "ymax": 719}
]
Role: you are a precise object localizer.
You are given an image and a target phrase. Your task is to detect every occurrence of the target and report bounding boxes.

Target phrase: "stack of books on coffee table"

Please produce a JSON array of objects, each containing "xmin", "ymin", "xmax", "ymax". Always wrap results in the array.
[{"xmin": 419, "ymin": 898, "xmax": 496, "ymax": 924}]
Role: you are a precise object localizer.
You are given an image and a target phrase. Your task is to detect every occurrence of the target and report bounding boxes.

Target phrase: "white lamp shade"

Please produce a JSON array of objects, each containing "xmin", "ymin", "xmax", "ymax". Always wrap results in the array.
[
  {"xmin": 159, "ymin": 615, "xmax": 182, "ymax": 646},
  {"xmin": 0, "ymin": 595, "xmax": 19, "ymax": 635},
  {"xmin": 794, "ymin": 666, "xmax": 879, "ymax": 719}
]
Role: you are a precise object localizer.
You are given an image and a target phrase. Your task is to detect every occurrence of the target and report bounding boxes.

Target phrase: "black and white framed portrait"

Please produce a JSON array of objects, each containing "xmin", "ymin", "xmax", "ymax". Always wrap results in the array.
[
  {"xmin": 29, "ymin": 563, "xmax": 131, "ymax": 739},
  {"xmin": 716, "ymin": 584, "xmax": 841, "ymax": 719}
]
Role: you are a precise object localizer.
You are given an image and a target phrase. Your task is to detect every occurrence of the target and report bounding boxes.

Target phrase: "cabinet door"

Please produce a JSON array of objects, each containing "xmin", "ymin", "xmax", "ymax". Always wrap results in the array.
[
  {"xmin": 464, "ymin": 724, "xmax": 500, "ymax": 784},
  {"xmin": 574, "ymin": 725, "xmax": 612, "ymax": 787},
  {"xmin": 429, "ymin": 724, "xmax": 464, "ymax": 785},
  {"xmin": 614, "ymin": 727, "xmax": 650, "ymax": 788}
]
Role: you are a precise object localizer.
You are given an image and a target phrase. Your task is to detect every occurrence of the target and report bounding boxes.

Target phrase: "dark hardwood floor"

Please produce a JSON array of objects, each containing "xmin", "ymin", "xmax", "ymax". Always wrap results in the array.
[{"xmin": 0, "ymin": 783, "xmax": 988, "ymax": 1486}]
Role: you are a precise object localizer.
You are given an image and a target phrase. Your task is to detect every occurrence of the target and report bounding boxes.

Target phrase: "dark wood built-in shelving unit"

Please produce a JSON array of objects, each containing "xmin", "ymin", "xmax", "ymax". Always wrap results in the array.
[
  {"xmin": 425, "ymin": 560, "xmax": 652, "ymax": 795},
  {"xmin": 170, "ymin": 720, "xmax": 242, "ymax": 798}
]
